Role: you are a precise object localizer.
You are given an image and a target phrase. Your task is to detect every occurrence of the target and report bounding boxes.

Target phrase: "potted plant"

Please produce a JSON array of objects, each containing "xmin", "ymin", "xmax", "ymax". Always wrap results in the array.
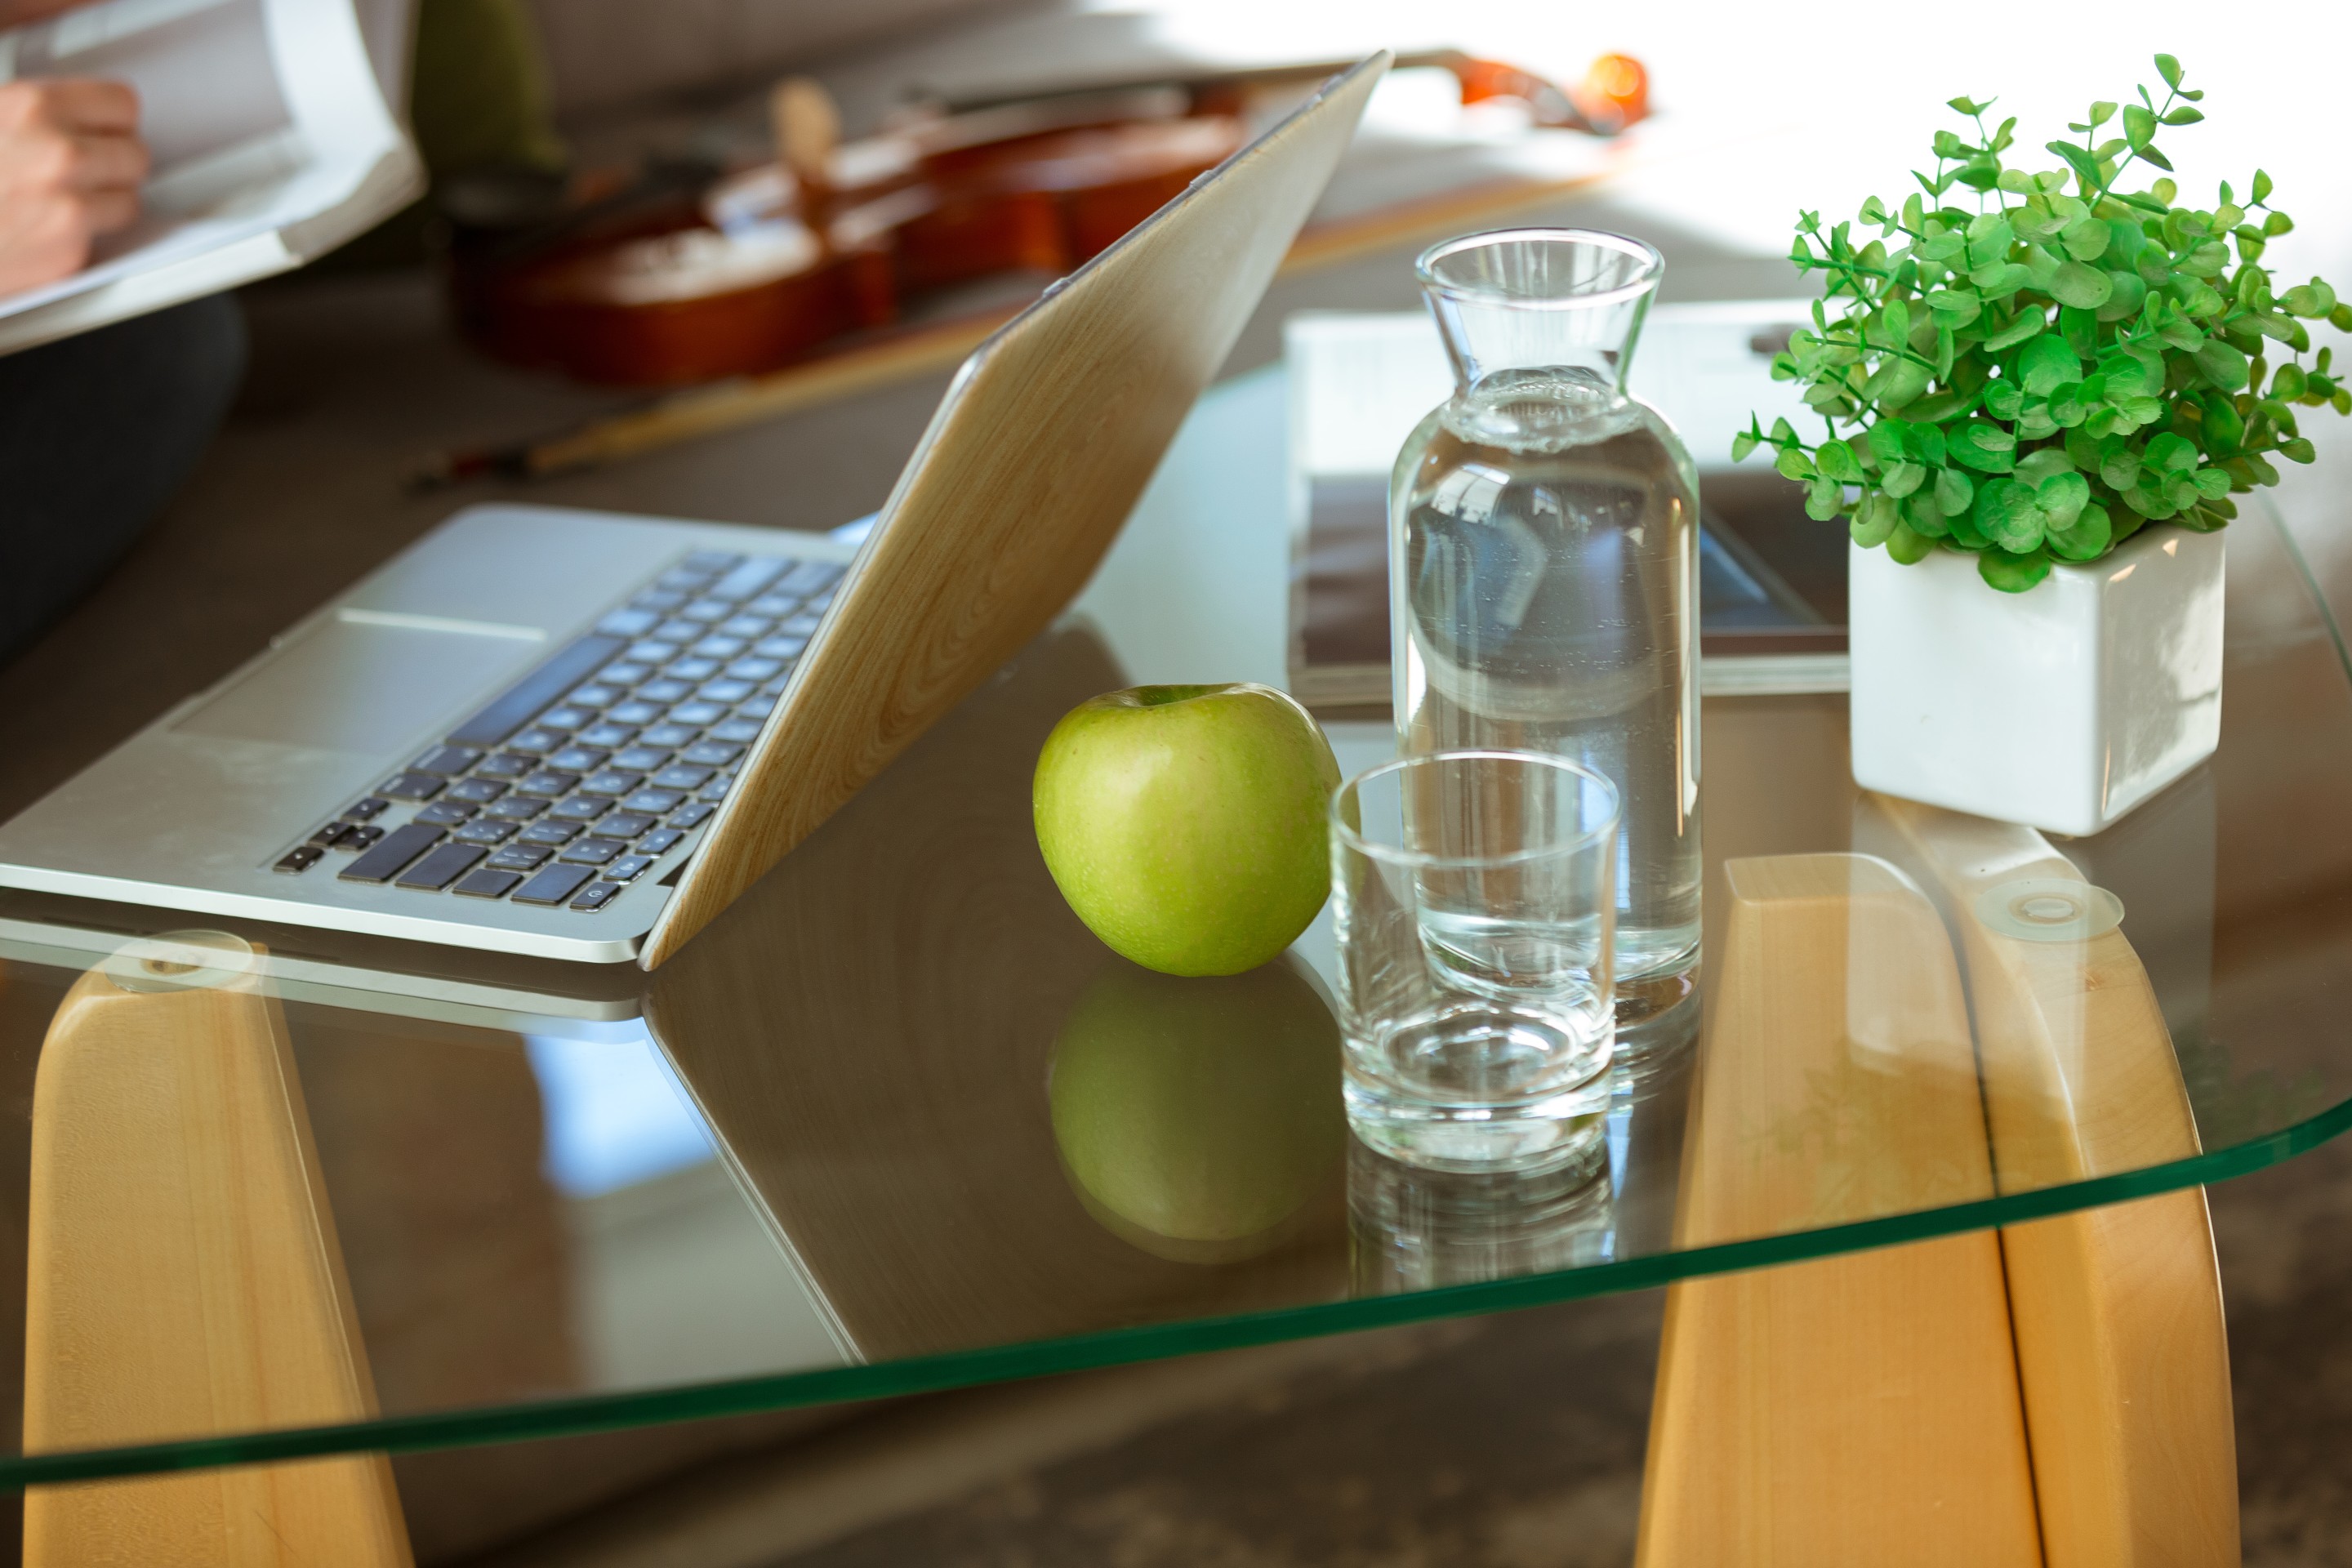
[{"xmin": 1740, "ymin": 56, "xmax": 2348, "ymax": 835}]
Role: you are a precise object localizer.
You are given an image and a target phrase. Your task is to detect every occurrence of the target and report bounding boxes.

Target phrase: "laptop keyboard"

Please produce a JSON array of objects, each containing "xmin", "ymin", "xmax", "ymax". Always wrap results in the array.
[{"xmin": 269, "ymin": 548, "xmax": 843, "ymax": 913}]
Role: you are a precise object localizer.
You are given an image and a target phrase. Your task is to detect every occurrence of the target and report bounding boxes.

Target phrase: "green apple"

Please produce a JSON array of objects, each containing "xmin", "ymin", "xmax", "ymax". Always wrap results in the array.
[
  {"xmin": 1032, "ymin": 684, "xmax": 1340, "ymax": 977},
  {"xmin": 1049, "ymin": 955, "xmax": 1344, "ymax": 1262}
]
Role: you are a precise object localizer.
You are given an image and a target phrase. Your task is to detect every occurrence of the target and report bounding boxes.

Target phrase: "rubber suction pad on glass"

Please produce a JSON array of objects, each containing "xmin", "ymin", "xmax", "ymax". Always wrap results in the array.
[{"xmin": 1972, "ymin": 879, "xmax": 2125, "ymax": 943}]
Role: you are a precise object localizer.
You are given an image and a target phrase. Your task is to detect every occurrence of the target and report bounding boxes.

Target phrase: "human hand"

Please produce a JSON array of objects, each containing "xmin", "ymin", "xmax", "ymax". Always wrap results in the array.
[{"xmin": 0, "ymin": 78, "xmax": 146, "ymax": 296}]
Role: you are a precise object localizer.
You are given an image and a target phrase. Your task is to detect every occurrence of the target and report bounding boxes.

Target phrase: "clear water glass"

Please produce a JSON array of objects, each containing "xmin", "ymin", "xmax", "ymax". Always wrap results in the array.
[
  {"xmin": 1330, "ymin": 750, "xmax": 1619, "ymax": 1171},
  {"xmin": 1392, "ymin": 228, "xmax": 1701, "ymax": 1017}
]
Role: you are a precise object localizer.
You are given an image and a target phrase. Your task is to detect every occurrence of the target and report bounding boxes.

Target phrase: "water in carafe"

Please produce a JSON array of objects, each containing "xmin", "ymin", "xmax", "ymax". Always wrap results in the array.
[{"xmin": 1392, "ymin": 231, "xmax": 1701, "ymax": 1013}]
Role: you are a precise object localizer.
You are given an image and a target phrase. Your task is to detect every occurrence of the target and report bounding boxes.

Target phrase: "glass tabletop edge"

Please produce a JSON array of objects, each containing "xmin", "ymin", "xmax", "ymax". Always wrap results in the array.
[{"xmin": 10, "ymin": 1091, "xmax": 2346, "ymax": 1493}]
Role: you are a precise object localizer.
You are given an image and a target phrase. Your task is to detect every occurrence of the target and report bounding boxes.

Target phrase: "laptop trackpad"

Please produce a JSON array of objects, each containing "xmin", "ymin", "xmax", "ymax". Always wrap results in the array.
[{"xmin": 175, "ymin": 616, "xmax": 546, "ymax": 754}]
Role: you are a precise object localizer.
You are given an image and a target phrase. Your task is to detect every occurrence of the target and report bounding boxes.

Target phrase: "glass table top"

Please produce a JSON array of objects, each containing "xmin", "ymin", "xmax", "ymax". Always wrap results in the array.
[{"xmin": 3, "ymin": 369, "xmax": 2350, "ymax": 1488}]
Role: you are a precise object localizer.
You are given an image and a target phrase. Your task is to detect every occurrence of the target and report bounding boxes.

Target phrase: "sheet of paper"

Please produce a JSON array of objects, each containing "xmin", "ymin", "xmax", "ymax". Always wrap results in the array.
[{"xmin": 0, "ymin": 0, "xmax": 418, "ymax": 329}]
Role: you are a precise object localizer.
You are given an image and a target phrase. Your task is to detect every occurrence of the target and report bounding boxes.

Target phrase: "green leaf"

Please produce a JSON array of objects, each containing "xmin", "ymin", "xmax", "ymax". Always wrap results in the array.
[
  {"xmin": 2060, "ymin": 216, "xmax": 2110, "ymax": 263},
  {"xmin": 2048, "ymin": 261, "xmax": 2115, "ymax": 309},
  {"xmin": 1864, "ymin": 357, "xmax": 1931, "ymax": 411},
  {"xmin": 1866, "ymin": 423, "xmax": 1908, "ymax": 466},
  {"xmin": 2191, "ymin": 468, "xmax": 2231, "ymax": 500},
  {"xmin": 2252, "ymin": 168, "xmax": 2274, "ymax": 204},
  {"xmin": 2017, "ymin": 334, "xmax": 2081, "ymax": 395},
  {"xmin": 1936, "ymin": 465, "xmax": 1976, "ymax": 516},
  {"xmin": 1975, "ymin": 478, "xmax": 2045, "ymax": 552},
  {"xmin": 2045, "ymin": 501, "xmax": 2114, "ymax": 562},
  {"xmin": 1815, "ymin": 439, "xmax": 1864, "ymax": 481},
  {"xmin": 1805, "ymin": 477, "xmax": 1845, "ymax": 520},
  {"xmin": 2035, "ymin": 470, "xmax": 2092, "ymax": 526},
  {"xmin": 2154, "ymin": 53, "xmax": 2183, "ymax": 89},
  {"xmin": 2194, "ymin": 339, "xmax": 2251, "ymax": 390},
  {"xmin": 2047, "ymin": 140, "xmax": 2102, "ymax": 191},
  {"xmin": 2015, "ymin": 447, "xmax": 2075, "ymax": 485},
  {"xmin": 1948, "ymin": 96, "xmax": 1984, "ymax": 117},
  {"xmin": 1904, "ymin": 492, "xmax": 1949, "ymax": 537},
  {"xmin": 1775, "ymin": 447, "xmax": 1816, "ymax": 481},
  {"xmin": 1906, "ymin": 421, "xmax": 1949, "ymax": 467},
  {"xmin": 2282, "ymin": 437, "xmax": 2319, "ymax": 464},
  {"xmin": 2162, "ymin": 105, "xmax": 2204, "ymax": 127},
  {"xmin": 1979, "ymin": 547, "xmax": 2052, "ymax": 593},
  {"xmin": 2096, "ymin": 271, "xmax": 2148, "ymax": 323},
  {"xmin": 1984, "ymin": 381, "xmax": 2025, "ymax": 421},
  {"xmin": 1926, "ymin": 289, "xmax": 1983, "ymax": 327},
  {"xmin": 1886, "ymin": 521, "xmax": 1936, "ymax": 565},
  {"xmin": 1731, "ymin": 430, "xmax": 1759, "ymax": 462},
  {"xmin": 1851, "ymin": 494, "xmax": 1899, "ymax": 547},
  {"xmin": 2270, "ymin": 363, "xmax": 2307, "ymax": 401},
  {"xmin": 2122, "ymin": 103, "xmax": 2157, "ymax": 149},
  {"xmin": 1949, "ymin": 422, "xmax": 2018, "ymax": 474},
  {"xmin": 1984, "ymin": 310, "xmax": 2047, "ymax": 352},
  {"xmin": 1882, "ymin": 461, "xmax": 1928, "ymax": 498},
  {"xmin": 2060, "ymin": 305, "xmax": 2100, "ymax": 359}
]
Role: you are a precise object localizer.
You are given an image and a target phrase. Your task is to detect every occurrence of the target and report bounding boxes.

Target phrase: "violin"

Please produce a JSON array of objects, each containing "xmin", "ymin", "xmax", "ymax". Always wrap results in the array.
[{"xmin": 443, "ymin": 51, "xmax": 1649, "ymax": 390}]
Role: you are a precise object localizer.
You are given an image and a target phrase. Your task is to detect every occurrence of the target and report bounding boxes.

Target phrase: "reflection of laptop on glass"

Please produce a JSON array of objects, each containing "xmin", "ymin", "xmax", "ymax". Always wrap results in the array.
[{"xmin": 0, "ymin": 55, "xmax": 1391, "ymax": 969}]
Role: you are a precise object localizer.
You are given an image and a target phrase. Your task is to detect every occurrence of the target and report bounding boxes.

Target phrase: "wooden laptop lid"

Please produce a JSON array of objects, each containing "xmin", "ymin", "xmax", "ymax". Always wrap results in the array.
[{"xmin": 642, "ymin": 54, "xmax": 1391, "ymax": 969}]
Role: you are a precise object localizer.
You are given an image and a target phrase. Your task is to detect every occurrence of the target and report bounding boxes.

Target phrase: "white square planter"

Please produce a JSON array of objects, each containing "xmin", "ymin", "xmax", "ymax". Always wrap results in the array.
[{"xmin": 1848, "ymin": 524, "xmax": 2225, "ymax": 837}]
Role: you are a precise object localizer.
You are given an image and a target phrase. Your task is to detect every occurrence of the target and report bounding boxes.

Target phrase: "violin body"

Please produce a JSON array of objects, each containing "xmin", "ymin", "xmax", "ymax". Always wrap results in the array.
[{"xmin": 446, "ymin": 52, "xmax": 1644, "ymax": 389}]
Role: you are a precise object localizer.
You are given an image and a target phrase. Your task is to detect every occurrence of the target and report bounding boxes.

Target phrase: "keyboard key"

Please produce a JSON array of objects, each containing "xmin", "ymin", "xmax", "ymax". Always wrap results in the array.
[
  {"xmin": 667, "ymin": 802, "xmax": 715, "ymax": 828},
  {"xmin": 447, "ymin": 633, "xmax": 627, "ymax": 748},
  {"xmin": 737, "ymin": 693, "xmax": 780, "ymax": 716},
  {"xmin": 395, "ymin": 843, "xmax": 486, "ymax": 890},
  {"xmin": 341, "ymin": 795, "xmax": 392, "ymax": 820},
  {"xmin": 414, "ymin": 801, "xmax": 478, "ymax": 825},
  {"xmin": 752, "ymin": 635, "xmax": 808, "ymax": 660},
  {"xmin": 600, "ymin": 811, "xmax": 658, "ymax": 837},
  {"xmin": 780, "ymin": 612, "xmax": 824, "ymax": 636},
  {"xmin": 679, "ymin": 598, "xmax": 733, "ymax": 623},
  {"xmin": 506, "ymin": 726, "xmax": 565, "ymax": 754},
  {"xmin": 610, "ymin": 746, "xmax": 670, "ymax": 772},
  {"xmin": 452, "ymin": 820, "xmax": 516, "ymax": 844},
  {"xmin": 414, "ymin": 746, "xmax": 483, "ymax": 776},
  {"xmin": 709, "ymin": 720, "xmax": 762, "ymax": 745},
  {"xmin": 482, "ymin": 795, "xmax": 546, "ymax": 821},
  {"xmin": 639, "ymin": 828, "xmax": 685, "ymax": 854},
  {"xmin": 517, "ymin": 771, "xmax": 579, "ymax": 797},
  {"xmin": 717, "ymin": 614, "xmax": 771, "ymax": 639},
  {"xmin": 550, "ymin": 796, "xmax": 612, "ymax": 822},
  {"xmin": 710, "ymin": 556, "xmax": 788, "ymax": 601},
  {"xmin": 637, "ymin": 678, "xmax": 694, "ymax": 704},
  {"xmin": 758, "ymin": 672, "xmax": 793, "ymax": 694},
  {"xmin": 566, "ymin": 684, "xmax": 624, "ymax": 709},
  {"xmin": 342, "ymin": 824, "xmax": 385, "ymax": 850},
  {"xmin": 599, "ymin": 661, "xmax": 655, "ymax": 687},
  {"xmin": 453, "ymin": 868, "xmax": 524, "ymax": 899},
  {"xmin": 487, "ymin": 845, "xmax": 553, "ymax": 871},
  {"xmin": 339, "ymin": 823, "xmax": 444, "ymax": 883},
  {"xmin": 569, "ymin": 881, "xmax": 624, "ymax": 911},
  {"xmin": 623, "ymin": 789, "xmax": 685, "ymax": 815},
  {"xmin": 683, "ymin": 740, "xmax": 746, "ymax": 766},
  {"xmin": 657, "ymin": 564, "xmax": 724, "ymax": 592},
  {"xmin": 693, "ymin": 682, "xmax": 753, "ymax": 706},
  {"xmin": 546, "ymin": 746, "xmax": 608, "ymax": 774},
  {"xmin": 581, "ymin": 771, "xmax": 644, "ymax": 796},
  {"xmin": 577, "ymin": 723, "xmax": 639, "ymax": 749},
  {"xmin": 682, "ymin": 548, "xmax": 742, "ymax": 573},
  {"xmin": 379, "ymin": 771, "xmax": 444, "ymax": 801},
  {"xmin": 626, "ymin": 639, "xmax": 682, "ymax": 666},
  {"xmin": 512, "ymin": 863, "xmax": 595, "ymax": 906},
  {"xmin": 777, "ymin": 562, "xmax": 844, "ymax": 596},
  {"xmin": 274, "ymin": 845, "xmax": 323, "ymax": 873},
  {"xmin": 804, "ymin": 589, "xmax": 837, "ymax": 612},
  {"xmin": 652, "ymin": 764, "xmax": 714, "ymax": 791},
  {"xmin": 672, "ymin": 700, "xmax": 730, "ymax": 724},
  {"xmin": 308, "ymin": 822, "xmax": 354, "ymax": 848},
  {"xmin": 607, "ymin": 854, "xmax": 657, "ymax": 881},
  {"xmin": 666, "ymin": 657, "xmax": 722, "ymax": 683},
  {"xmin": 640, "ymin": 724, "xmax": 700, "ymax": 748},
  {"xmin": 596, "ymin": 608, "xmax": 662, "ymax": 638},
  {"xmin": 559, "ymin": 837, "xmax": 627, "ymax": 865},
  {"xmin": 688, "ymin": 635, "xmax": 746, "ymax": 660},
  {"xmin": 630, "ymin": 589, "xmax": 687, "ymax": 614},
  {"xmin": 607, "ymin": 701, "xmax": 666, "ymax": 726},
  {"xmin": 476, "ymin": 754, "xmax": 532, "ymax": 779},
  {"xmin": 537, "ymin": 706, "xmax": 595, "ymax": 731},
  {"xmin": 655, "ymin": 617, "xmax": 704, "ymax": 644},
  {"xmin": 745, "ymin": 593, "xmax": 801, "ymax": 618},
  {"xmin": 519, "ymin": 821, "xmax": 581, "ymax": 845},
  {"xmin": 725, "ymin": 657, "xmax": 784, "ymax": 682},
  {"xmin": 447, "ymin": 777, "xmax": 508, "ymax": 804},
  {"xmin": 697, "ymin": 777, "xmax": 732, "ymax": 802}
]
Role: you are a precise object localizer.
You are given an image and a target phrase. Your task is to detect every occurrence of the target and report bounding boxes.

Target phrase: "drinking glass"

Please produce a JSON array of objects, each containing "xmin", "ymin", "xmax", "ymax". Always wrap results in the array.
[{"xmin": 1330, "ymin": 750, "xmax": 1619, "ymax": 1171}]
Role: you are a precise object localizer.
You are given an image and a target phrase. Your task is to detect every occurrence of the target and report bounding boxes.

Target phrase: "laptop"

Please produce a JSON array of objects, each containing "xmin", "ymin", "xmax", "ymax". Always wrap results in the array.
[{"xmin": 0, "ymin": 56, "xmax": 1391, "ymax": 969}]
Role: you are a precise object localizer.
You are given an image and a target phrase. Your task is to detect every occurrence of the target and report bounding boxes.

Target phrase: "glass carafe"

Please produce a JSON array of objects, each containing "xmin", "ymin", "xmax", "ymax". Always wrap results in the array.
[{"xmin": 1391, "ymin": 229, "xmax": 1700, "ymax": 1015}]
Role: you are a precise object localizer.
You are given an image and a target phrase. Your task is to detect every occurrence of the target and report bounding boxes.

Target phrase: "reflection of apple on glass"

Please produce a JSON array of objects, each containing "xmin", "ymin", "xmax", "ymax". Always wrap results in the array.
[
  {"xmin": 1048, "ymin": 955, "xmax": 1346, "ymax": 1263},
  {"xmin": 1033, "ymin": 684, "xmax": 1340, "ymax": 977}
]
